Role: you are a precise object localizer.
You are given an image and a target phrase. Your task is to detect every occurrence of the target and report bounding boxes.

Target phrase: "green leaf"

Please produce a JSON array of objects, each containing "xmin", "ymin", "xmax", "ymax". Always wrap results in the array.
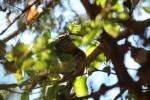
[
  {"xmin": 82, "ymin": 20, "xmax": 102, "ymax": 45},
  {"xmin": 50, "ymin": 74, "xmax": 61, "ymax": 80},
  {"xmin": 40, "ymin": 50, "xmax": 51, "ymax": 60},
  {"xmin": 7, "ymin": 51, "xmax": 15, "ymax": 62},
  {"xmin": 111, "ymin": 0, "xmax": 119, "ymax": 6},
  {"xmin": 43, "ymin": 28, "xmax": 51, "ymax": 41},
  {"xmin": 47, "ymin": 39, "xmax": 55, "ymax": 50},
  {"xmin": 103, "ymin": 21, "xmax": 120, "ymax": 37},
  {"xmin": 32, "ymin": 36, "xmax": 46, "ymax": 53},
  {"xmin": 87, "ymin": 66, "xmax": 97, "ymax": 75},
  {"xmin": 111, "ymin": 1, "xmax": 124, "ymax": 12},
  {"xmin": 118, "ymin": 12, "xmax": 129, "ymax": 21},
  {"xmin": 6, "ymin": 43, "xmax": 27, "ymax": 61},
  {"xmin": 86, "ymin": 42, "xmax": 99, "ymax": 56},
  {"xmin": 46, "ymin": 84, "xmax": 69, "ymax": 99},
  {"xmin": 73, "ymin": 75, "xmax": 88, "ymax": 97},
  {"xmin": 33, "ymin": 60, "xmax": 47, "ymax": 71},
  {"xmin": 96, "ymin": 0, "xmax": 107, "ymax": 8},
  {"xmin": 13, "ymin": 43, "xmax": 29, "ymax": 57},
  {"xmin": 143, "ymin": 6, "xmax": 150, "ymax": 13},
  {"xmin": 21, "ymin": 58, "xmax": 34, "ymax": 70},
  {"xmin": 96, "ymin": 53, "xmax": 107, "ymax": 62},
  {"xmin": 82, "ymin": 30, "xmax": 96, "ymax": 45},
  {"xmin": 72, "ymin": 36, "xmax": 82, "ymax": 47},
  {"xmin": 20, "ymin": 94, "xmax": 29, "ymax": 100},
  {"xmin": 25, "ymin": 70, "xmax": 35, "ymax": 77},
  {"xmin": 92, "ymin": 60, "xmax": 103, "ymax": 69},
  {"xmin": 46, "ymin": 84, "xmax": 58, "ymax": 100},
  {"xmin": 90, "ymin": 20, "xmax": 102, "ymax": 28},
  {"xmin": 68, "ymin": 23, "xmax": 81, "ymax": 34},
  {"xmin": 16, "ymin": 69, "xmax": 24, "ymax": 84},
  {"xmin": 82, "ymin": 29, "xmax": 101, "ymax": 45}
]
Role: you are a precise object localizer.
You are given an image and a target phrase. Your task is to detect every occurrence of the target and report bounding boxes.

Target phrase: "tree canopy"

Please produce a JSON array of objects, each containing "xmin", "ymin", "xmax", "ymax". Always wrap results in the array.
[{"xmin": 0, "ymin": 0, "xmax": 150, "ymax": 99}]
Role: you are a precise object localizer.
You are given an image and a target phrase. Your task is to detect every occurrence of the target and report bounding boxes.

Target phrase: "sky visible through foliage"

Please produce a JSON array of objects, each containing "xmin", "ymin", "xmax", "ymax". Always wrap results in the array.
[{"xmin": 1, "ymin": 0, "xmax": 150, "ymax": 100}]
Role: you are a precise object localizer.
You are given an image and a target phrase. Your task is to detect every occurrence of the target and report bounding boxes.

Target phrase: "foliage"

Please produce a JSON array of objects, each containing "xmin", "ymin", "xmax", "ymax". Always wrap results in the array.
[{"xmin": 0, "ymin": 0, "xmax": 150, "ymax": 99}]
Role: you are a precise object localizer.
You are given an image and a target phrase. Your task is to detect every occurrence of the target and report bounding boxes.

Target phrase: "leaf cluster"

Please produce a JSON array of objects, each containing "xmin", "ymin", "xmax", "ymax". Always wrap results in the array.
[{"xmin": 1, "ymin": 0, "xmax": 150, "ymax": 100}]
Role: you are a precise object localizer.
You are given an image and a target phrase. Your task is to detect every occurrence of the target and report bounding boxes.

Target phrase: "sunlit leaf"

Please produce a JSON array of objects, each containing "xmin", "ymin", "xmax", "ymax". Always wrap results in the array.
[
  {"xmin": 20, "ymin": 94, "xmax": 29, "ymax": 100},
  {"xmin": 111, "ymin": 1, "xmax": 124, "ymax": 12},
  {"xmin": 82, "ymin": 31, "xmax": 96, "ymax": 45},
  {"xmin": 21, "ymin": 58, "xmax": 34, "ymax": 70},
  {"xmin": 96, "ymin": 0, "xmax": 107, "ymax": 8},
  {"xmin": 40, "ymin": 50, "xmax": 51, "ymax": 60},
  {"xmin": 90, "ymin": 20, "xmax": 101, "ymax": 28},
  {"xmin": 88, "ymin": 52, "xmax": 106, "ymax": 70},
  {"xmin": 82, "ymin": 20, "xmax": 102, "ymax": 45},
  {"xmin": 47, "ymin": 39, "xmax": 55, "ymax": 49},
  {"xmin": 73, "ymin": 75, "xmax": 88, "ymax": 97},
  {"xmin": 33, "ymin": 60, "xmax": 47, "ymax": 71},
  {"xmin": 143, "ymin": 6, "xmax": 150, "ymax": 13},
  {"xmin": 50, "ymin": 74, "xmax": 61, "ymax": 80},
  {"xmin": 86, "ymin": 42, "xmax": 99, "ymax": 56},
  {"xmin": 118, "ymin": 12, "xmax": 129, "ymax": 20},
  {"xmin": 93, "ymin": 60, "xmax": 102, "ymax": 69},
  {"xmin": 72, "ymin": 36, "xmax": 82, "ymax": 47},
  {"xmin": 7, "ymin": 52, "xmax": 15, "ymax": 62},
  {"xmin": 43, "ymin": 28, "xmax": 51, "ymax": 41},
  {"xmin": 96, "ymin": 53, "xmax": 107, "ymax": 62},
  {"xmin": 32, "ymin": 36, "xmax": 45, "ymax": 53},
  {"xmin": 48, "ymin": 39, "xmax": 54, "ymax": 45},
  {"xmin": 68, "ymin": 23, "xmax": 81, "ymax": 34},
  {"xmin": 103, "ymin": 21, "xmax": 120, "ymax": 37},
  {"xmin": 88, "ymin": 66, "xmax": 97, "ymax": 75},
  {"xmin": 16, "ymin": 69, "xmax": 24, "ymax": 84},
  {"xmin": 32, "ymin": 31, "xmax": 50, "ymax": 53}
]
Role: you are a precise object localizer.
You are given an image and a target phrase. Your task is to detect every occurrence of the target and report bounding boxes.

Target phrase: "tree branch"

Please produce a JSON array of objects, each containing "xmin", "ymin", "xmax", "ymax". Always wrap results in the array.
[
  {"xmin": 71, "ymin": 83, "xmax": 118, "ymax": 100},
  {"xmin": 80, "ymin": 0, "xmax": 100, "ymax": 20},
  {"xmin": 0, "ymin": 83, "xmax": 18, "ymax": 90},
  {"xmin": 2, "ymin": 24, "xmax": 26, "ymax": 42},
  {"xmin": 99, "ymin": 30, "xmax": 145, "ymax": 99},
  {"xmin": 1, "ymin": 0, "xmax": 59, "ymax": 42},
  {"xmin": 0, "ymin": 0, "xmax": 41, "ymax": 35}
]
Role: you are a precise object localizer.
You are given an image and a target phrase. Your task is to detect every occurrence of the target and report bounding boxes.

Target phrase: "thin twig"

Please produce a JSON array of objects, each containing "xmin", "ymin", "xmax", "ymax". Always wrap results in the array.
[
  {"xmin": 1, "ymin": 0, "xmax": 59, "ymax": 42},
  {"xmin": 0, "ymin": 0, "xmax": 40, "ymax": 35},
  {"xmin": 2, "ymin": 24, "xmax": 26, "ymax": 42},
  {"xmin": 114, "ymin": 88, "xmax": 127, "ymax": 100},
  {"xmin": 71, "ymin": 83, "xmax": 118, "ymax": 100}
]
